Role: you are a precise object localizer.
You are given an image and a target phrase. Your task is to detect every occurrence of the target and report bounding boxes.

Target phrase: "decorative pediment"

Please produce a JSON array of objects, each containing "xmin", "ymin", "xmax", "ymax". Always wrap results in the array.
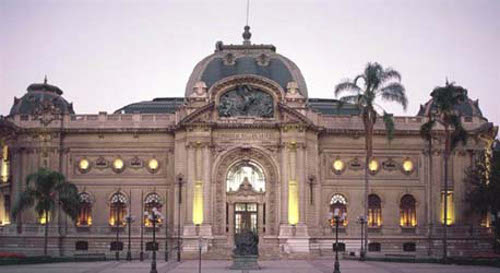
[
  {"xmin": 278, "ymin": 103, "xmax": 314, "ymax": 127},
  {"xmin": 178, "ymin": 102, "xmax": 215, "ymax": 126}
]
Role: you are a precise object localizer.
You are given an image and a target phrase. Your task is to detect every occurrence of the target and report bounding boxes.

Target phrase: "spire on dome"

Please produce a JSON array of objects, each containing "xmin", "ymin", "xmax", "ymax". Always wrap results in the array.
[{"xmin": 243, "ymin": 25, "xmax": 252, "ymax": 45}]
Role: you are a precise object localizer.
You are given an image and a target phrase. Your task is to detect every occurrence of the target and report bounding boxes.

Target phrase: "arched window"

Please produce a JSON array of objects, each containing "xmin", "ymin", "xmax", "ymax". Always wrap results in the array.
[
  {"xmin": 109, "ymin": 192, "xmax": 127, "ymax": 226},
  {"xmin": 226, "ymin": 161, "xmax": 265, "ymax": 192},
  {"xmin": 144, "ymin": 193, "xmax": 163, "ymax": 227},
  {"xmin": 76, "ymin": 193, "xmax": 92, "ymax": 226},
  {"xmin": 330, "ymin": 194, "xmax": 348, "ymax": 226},
  {"xmin": 400, "ymin": 194, "xmax": 417, "ymax": 227},
  {"xmin": 368, "ymin": 194, "xmax": 382, "ymax": 227}
]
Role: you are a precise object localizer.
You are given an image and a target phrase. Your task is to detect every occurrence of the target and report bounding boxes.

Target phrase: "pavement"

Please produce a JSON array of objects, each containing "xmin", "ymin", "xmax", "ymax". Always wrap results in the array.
[{"xmin": 1, "ymin": 259, "xmax": 500, "ymax": 273}]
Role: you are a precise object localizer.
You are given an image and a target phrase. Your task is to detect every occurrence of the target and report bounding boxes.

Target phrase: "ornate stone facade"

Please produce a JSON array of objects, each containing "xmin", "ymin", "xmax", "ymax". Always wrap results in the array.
[{"xmin": 0, "ymin": 29, "xmax": 497, "ymax": 259}]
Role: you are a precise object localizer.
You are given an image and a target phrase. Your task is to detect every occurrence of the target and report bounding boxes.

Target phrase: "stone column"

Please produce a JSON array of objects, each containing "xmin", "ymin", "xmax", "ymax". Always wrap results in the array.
[
  {"xmin": 287, "ymin": 142, "xmax": 299, "ymax": 226},
  {"xmin": 203, "ymin": 144, "xmax": 211, "ymax": 224},
  {"xmin": 192, "ymin": 142, "xmax": 204, "ymax": 225}
]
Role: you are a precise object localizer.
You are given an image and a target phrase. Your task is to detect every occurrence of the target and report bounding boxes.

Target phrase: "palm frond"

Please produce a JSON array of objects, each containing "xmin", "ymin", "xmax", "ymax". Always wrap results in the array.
[
  {"xmin": 382, "ymin": 112, "xmax": 395, "ymax": 141},
  {"xmin": 380, "ymin": 83, "xmax": 408, "ymax": 110},
  {"xmin": 58, "ymin": 182, "xmax": 80, "ymax": 220},
  {"xmin": 450, "ymin": 115, "xmax": 467, "ymax": 150},
  {"xmin": 334, "ymin": 81, "xmax": 361, "ymax": 98},
  {"xmin": 11, "ymin": 190, "xmax": 36, "ymax": 218},
  {"xmin": 380, "ymin": 68, "xmax": 402, "ymax": 84},
  {"xmin": 338, "ymin": 95, "xmax": 361, "ymax": 106},
  {"xmin": 420, "ymin": 119, "xmax": 436, "ymax": 142}
]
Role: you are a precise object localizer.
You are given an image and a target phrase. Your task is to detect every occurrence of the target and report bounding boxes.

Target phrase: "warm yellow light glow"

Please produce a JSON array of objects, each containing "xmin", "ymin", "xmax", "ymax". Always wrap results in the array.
[
  {"xmin": 0, "ymin": 194, "xmax": 10, "ymax": 225},
  {"xmin": 288, "ymin": 180, "xmax": 299, "ymax": 225},
  {"xmin": 148, "ymin": 159, "xmax": 159, "ymax": 171},
  {"xmin": 441, "ymin": 192, "xmax": 455, "ymax": 225},
  {"xmin": 79, "ymin": 159, "xmax": 89, "ymax": 170},
  {"xmin": 333, "ymin": 159, "xmax": 344, "ymax": 172},
  {"xmin": 400, "ymin": 212, "xmax": 417, "ymax": 227},
  {"xmin": 113, "ymin": 158, "xmax": 124, "ymax": 170},
  {"xmin": 369, "ymin": 160, "xmax": 379, "ymax": 172},
  {"xmin": 1, "ymin": 146, "xmax": 9, "ymax": 183},
  {"xmin": 193, "ymin": 181, "xmax": 204, "ymax": 225},
  {"xmin": 39, "ymin": 211, "xmax": 51, "ymax": 225},
  {"xmin": 403, "ymin": 159, "xmax": 413, "ymax": 173}
]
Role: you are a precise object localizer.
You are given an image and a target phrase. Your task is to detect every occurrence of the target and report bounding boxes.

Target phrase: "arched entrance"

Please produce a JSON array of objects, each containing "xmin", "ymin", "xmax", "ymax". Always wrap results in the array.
[{"xmin": 212, "ymin": 147, "xmax": 278, "ymax": 238}]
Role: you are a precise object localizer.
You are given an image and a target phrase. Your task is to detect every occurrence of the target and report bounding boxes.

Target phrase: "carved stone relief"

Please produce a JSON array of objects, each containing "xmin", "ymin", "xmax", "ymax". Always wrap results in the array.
[{"xmin": 217, "ymin": 85, "xmax": 274, "ymax": 118}]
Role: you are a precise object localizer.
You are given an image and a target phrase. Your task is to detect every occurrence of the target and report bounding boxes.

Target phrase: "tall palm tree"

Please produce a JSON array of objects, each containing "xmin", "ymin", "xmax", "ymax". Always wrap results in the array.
[
  {"xmin": 11, "ymin": 168, "xmax": 80, "ymax": 256},
  {"xmin": 335, "ymin": 62, "xmax": 408, "ymax": 258},
  {"xmin": 420, "ymin": 81, "xmax": 467, "ymax": 263}
]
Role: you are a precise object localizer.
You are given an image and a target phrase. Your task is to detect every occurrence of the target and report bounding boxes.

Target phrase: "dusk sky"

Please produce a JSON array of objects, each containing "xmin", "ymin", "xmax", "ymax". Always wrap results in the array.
[{"xmin": 1, "ymin": 0, "xmax": 499, "ymax": 132}]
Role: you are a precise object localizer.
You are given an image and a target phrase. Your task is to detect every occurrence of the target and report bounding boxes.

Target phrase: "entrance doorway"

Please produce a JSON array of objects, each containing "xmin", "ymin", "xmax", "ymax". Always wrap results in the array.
[{"xmin": 234, "ymin": 203, "xmax": 258, "ymax": 234}]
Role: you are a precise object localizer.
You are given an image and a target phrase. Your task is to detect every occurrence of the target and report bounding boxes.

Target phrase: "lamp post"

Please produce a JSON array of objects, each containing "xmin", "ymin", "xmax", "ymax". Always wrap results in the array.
[
  {"xmin": 330, "ymin": 208, "xmax": 345, "ymax": 273},
  {"xmin": 140, "ymin": 190, "xmax": 144, "ymax": 261},
  {"xmin": 177, "ymin": 174, "xmax": 184, "ymax": 262},
  {"xmin": 357, "ymin": 215, "xmax": 366, "ymax": 261},
  {"xmin": 115, "ymin": 203, "xmax": 122, "ymax": 261},
  {"xmin": 196, "ymin": 224, "xmax": 202, "ymax": 273},
  {"xmin": 125, "ymin": 214, "xmax": 135, "ymax": 261},
  {"xmin": 146, "ymin": 207, "xmax": 163, "ymax": 273}
]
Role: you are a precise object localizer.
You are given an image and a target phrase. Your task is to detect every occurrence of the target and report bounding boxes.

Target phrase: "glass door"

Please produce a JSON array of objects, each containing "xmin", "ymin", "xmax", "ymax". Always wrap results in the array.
[{"xmin": 234, "ymin": 203, "xmax": 258, "ymax": 234}]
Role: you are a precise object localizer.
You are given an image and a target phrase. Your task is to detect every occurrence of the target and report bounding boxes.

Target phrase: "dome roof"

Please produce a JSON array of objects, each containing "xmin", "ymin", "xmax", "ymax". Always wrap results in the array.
[
  {"xmin": 10, "ymin": 79, "xmax": 75, "ymax": 116},
  {"xmin": 417, "ymin": 96, "xmax": 483, "ymax": 118},
  {"xmin": 185, "ymin": 26, "xmax": 308, "ymax": 98}
]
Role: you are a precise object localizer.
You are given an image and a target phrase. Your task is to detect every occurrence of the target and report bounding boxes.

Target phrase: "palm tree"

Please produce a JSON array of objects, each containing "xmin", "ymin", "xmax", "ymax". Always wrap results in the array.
[
  {"xmin": 11, "ymin": 168, "xmax": 80, "ymax": 256},
  {"xmin": 335, "ymin": 62, "xmax": 408, "ymax": 258},
  {"xmin": 420, "ymin": 81, "xmax": 468, "ymax": 263}
]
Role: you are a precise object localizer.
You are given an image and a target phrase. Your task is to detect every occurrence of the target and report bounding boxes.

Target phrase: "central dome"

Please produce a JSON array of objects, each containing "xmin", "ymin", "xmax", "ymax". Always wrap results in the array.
[{"xmin": 185, "ymin": 27, "xmax": 308, "ymax": 98}]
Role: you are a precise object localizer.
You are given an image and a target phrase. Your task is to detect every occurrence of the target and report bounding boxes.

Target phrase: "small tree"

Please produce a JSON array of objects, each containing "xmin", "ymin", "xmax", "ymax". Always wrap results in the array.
[
  {"xmin": 11, "ymin": 168, "xmax": 80, "ymax": 256},
  {"xmin": 465, "ymin": 143, "xmax": 500, "ymax": 252}
]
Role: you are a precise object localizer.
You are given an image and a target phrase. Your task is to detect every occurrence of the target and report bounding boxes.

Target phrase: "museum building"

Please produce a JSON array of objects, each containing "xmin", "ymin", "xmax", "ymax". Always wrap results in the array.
[{"xmin": 0, "ymin": 28, "xmax": 497, "ymax": 259}]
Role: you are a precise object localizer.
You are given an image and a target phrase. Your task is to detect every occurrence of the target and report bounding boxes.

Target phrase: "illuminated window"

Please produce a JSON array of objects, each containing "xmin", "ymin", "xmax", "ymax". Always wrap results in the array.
[
  {"xmin": 112, "ymin": 158, "xmax": 125, "ymax": 173},
  {"xmin": 332, "ymin": 158, "xmax": 345, "ymax": 174},
  {"xmin": 0, "ymin": 193, "xmax": 10, "ymax": 225},
  {"xmin": 76, "ymin": 193, "xmax": 92, "ymax": 226},
  {"xmin": 368, "ymin": 159, "xmax": 379, "ymax": 174},
  {"xmin": 480, "ymin": 211, "xmax": 491, "ymax": 227},
  {"xmin": 109, "ymin": 192, "xmax": 127, "ymax": 226},
  {"xmin": 226, "ymin": 161, "xmax": 265, "ymax": 192},
  {"xmin": 440, "ymin": 192, "xmax": 454, "ymax": 225},
  {"xmin": 39, "ymin": 211, "xmax": 51, "ymax": 225},
  {"xmin": 368, "ymin": 194, "xmax": 382, "ymax": 227},
  {"xmin": 330, "ymin": 194, "xmax": 348, "ymax": 226},
  {"xmin": 402, "ymin": 158, "xmax": 414, "ymax": 174},
  {"xmin": 144, "ymin": 193, "xmax": 163, "ymax": 227},
  {"xmin": 1, "ymin": 145, "xmax": 9, "ymax": 183},
  {"xmin": 400, "ymin": 194, "xmax": 417, "ymax": 227},
  {"xmin": 147, "ymin": 158, "xmax": 160, "ymax": 173}
]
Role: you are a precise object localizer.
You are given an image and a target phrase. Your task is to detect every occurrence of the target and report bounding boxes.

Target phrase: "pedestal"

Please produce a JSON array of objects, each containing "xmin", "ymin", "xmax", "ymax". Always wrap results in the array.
[
  {"xmin": 278, "ymin": 224, "xmax": 310, "ymax": 253},
  {"xmin": 229, "ymin": 255, "xmax": 260, "ymax": 270}
]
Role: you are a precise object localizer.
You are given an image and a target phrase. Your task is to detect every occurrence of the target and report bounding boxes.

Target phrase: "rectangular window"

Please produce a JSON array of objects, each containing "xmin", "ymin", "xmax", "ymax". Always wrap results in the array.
[
  {"xmin": 440, "ymin": 191, "xmax": 454, "ymax": 225},
  {"xmin": 480, "ymin": 211, "xmax": 491, "ymax": 227}
]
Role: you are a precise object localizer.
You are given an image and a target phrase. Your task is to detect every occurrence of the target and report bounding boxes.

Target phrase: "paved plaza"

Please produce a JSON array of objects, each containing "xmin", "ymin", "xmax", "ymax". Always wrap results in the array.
[{"xmin": 1, "ymin": 260, "xmax": 499, "ymax": 273}]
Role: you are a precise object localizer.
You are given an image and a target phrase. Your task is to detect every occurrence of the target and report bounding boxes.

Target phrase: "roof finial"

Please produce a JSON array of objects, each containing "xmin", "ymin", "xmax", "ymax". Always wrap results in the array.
[
  {"xmin": 44, "ymin": 75, "xmax": 48, "ymax": 84},
  {"xmin": 243, "ymin": 0, "xmax": 251, "ymax": 45}
]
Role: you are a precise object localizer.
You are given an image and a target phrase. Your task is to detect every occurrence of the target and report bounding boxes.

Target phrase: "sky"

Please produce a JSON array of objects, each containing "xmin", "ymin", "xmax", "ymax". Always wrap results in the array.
[{"xmin": 1, "ymin": 0, "xmax": 499, "ymax": 131}]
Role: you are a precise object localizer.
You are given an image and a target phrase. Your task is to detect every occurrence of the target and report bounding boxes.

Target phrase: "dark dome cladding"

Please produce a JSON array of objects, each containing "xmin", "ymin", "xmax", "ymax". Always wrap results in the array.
[
  {"xmin": 417, "ymin": 97, "xmax": 484, "ymax": 118},
  {"xmin": 10, "ymin": 80, "xmax": 75, "ymax": 116},
  {"xmin": 200, "ymin": 56, "xmax": 294, "ymax": 93}
]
